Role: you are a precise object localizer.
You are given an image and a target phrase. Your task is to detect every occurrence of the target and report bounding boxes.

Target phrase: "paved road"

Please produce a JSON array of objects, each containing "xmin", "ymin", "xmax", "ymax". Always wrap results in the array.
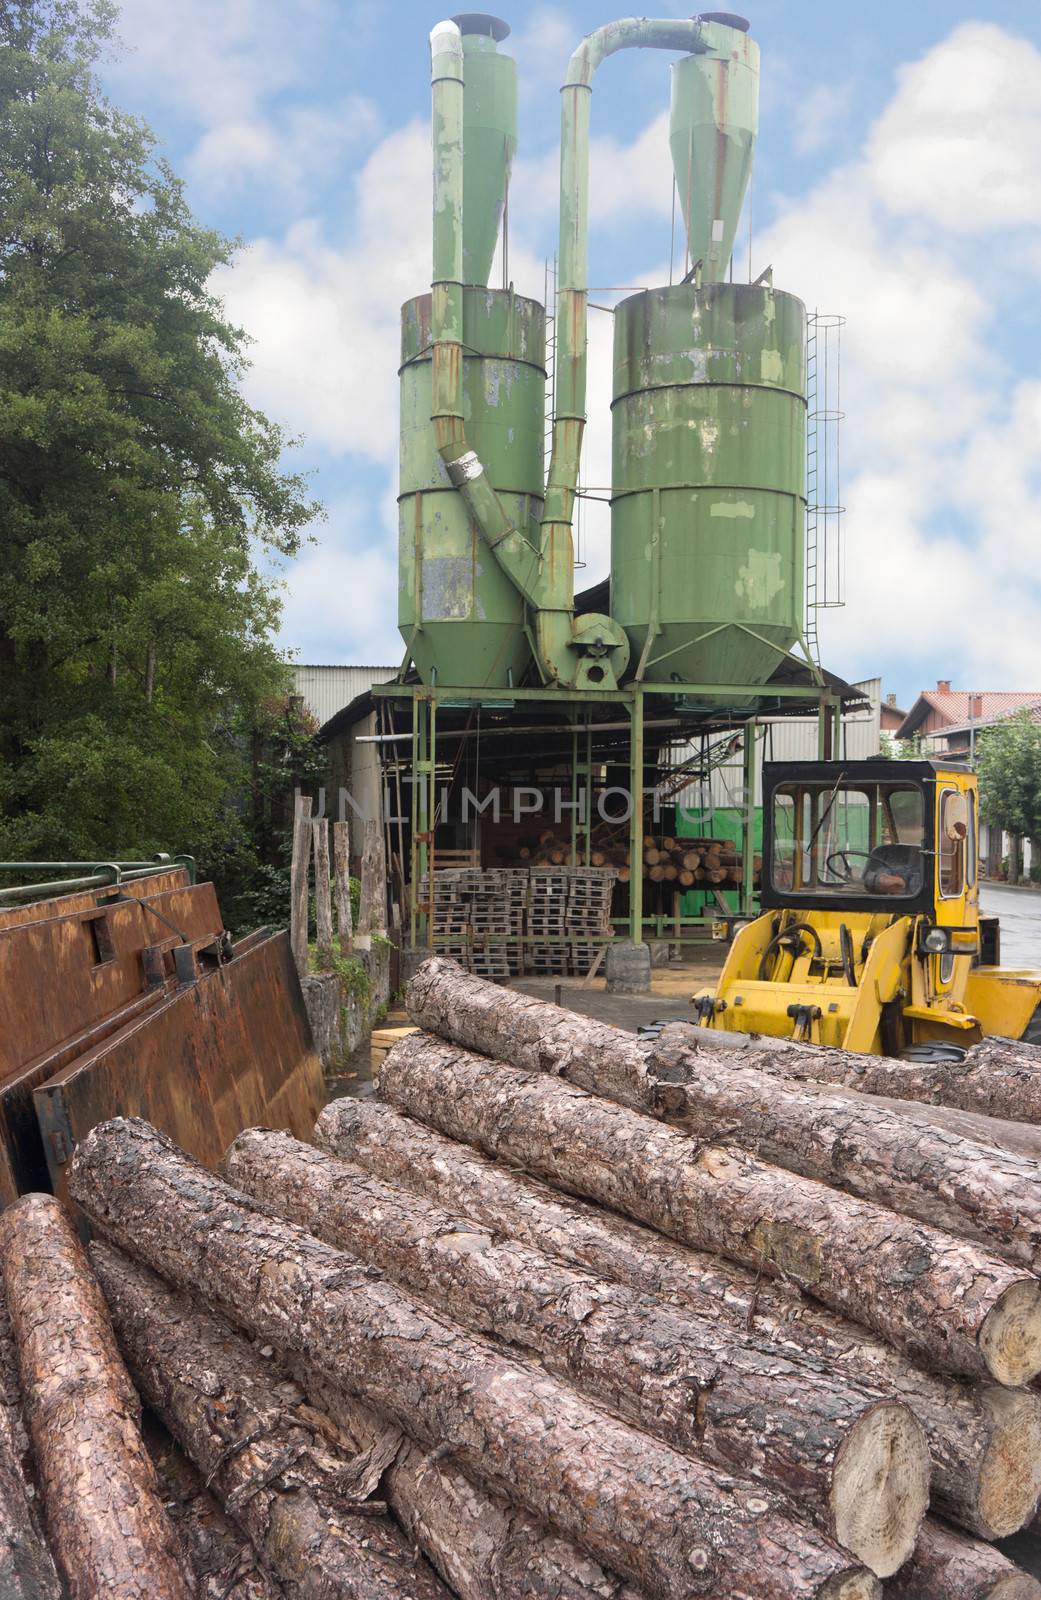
[{"xmin": 980, "ymin": 883, "xmax": 1041, "ymax": 967}]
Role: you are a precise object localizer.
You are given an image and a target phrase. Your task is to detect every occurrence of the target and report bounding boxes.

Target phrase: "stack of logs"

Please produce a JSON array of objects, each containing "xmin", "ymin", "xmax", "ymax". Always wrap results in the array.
[
  {"xmin": 520, "ymin": 827, "xmax": 632, "ymax": 881},
  {"xmin": 516, "ymin": 830, "xmax": 762, "ymax": 891},
  {"xmin": 643, "ymin": 834, "xmax": 761, "ymax": 889},
  {"xmin": 6, "ymin": 958, "xmax": 1041, "ymax": 1596}
]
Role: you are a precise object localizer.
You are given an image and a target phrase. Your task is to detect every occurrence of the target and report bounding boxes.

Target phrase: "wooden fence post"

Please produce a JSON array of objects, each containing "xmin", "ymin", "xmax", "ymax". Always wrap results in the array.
[
  {"xmin": 334, "ymin": 820, "xmax": 353, "ymax": 956},
  {"xmin": 290, "ymin": 794, "xmax": 312, "ymax": 980},
  {"xmin": 312, "ymin": 818, "xmax": 334, "ymax": 971},
  {"xmin": 356, "ymin": 819, "xmax": 386, "ymax": 952}
]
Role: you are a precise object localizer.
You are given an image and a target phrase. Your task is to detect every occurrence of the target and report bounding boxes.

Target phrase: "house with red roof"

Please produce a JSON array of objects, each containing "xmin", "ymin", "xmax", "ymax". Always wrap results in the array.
[
  {"xmin": 897, "ymin": 683, "xmax": 1041, "ymax": 879},
  {"xmin": 896, "ymin": 681, "xmax": 1041, "ymax": 763}
]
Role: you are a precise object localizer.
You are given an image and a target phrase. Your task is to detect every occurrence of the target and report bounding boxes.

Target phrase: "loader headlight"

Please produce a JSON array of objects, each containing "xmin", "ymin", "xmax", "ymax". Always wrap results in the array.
[{"xmin": 921, "ymin": 926, "xmax": 951, "ymax": 955}]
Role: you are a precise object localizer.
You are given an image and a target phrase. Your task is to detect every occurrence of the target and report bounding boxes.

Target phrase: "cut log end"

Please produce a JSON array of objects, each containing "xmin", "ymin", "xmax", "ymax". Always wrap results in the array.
[
  {"xmin": 977, "ymin": 1388, "xmax": 1041, "ymax": 1538},
  {"xmin": 980, "ymin": 1279, "xmax": 1041, "ymax": 1385},
  {"xmin": 830, "ymin": 1402, "xmax": 929, "ymax": 1578},
  {"xmin": 818, "ymin": 1573, "xmax": 882, "ymax": 1600}
]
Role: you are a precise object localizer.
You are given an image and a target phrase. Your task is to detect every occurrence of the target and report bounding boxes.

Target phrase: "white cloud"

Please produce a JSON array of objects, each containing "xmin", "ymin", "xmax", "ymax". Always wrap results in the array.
[
  {"xmin": 112, "ymin": 0, "xmax": 379, "ymax": 209},
  {"xmin": 213, "ymin": 121, "xmax": 430, "ymax": 460},
  {"xmin": 747, "ymin": 21, "xmax": 1041, "ymax": 689},
  {"xmin": 867, "ymin": 23, "xmax": 1041, "ymax": 230},
  {"xmin": 277, "ymin": 513, "xmax": 400, "ymax": 664},
  {"xmin": 186, "ymin": 96, "xmax": 380, "ymax": 201},
  {"xmin": 793, "ymin": 83, "xmax": 852, "ymax": 156}
]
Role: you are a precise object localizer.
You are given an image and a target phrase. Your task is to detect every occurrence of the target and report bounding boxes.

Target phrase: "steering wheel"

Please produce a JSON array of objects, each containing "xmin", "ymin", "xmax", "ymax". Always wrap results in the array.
[{"xmin": 824, "ymin": 848, "xmax": 874, "ymax": 882}]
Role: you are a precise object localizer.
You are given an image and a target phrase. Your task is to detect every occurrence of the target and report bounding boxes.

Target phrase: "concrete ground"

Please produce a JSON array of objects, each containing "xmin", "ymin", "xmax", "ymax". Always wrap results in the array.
[
  {"xmin": 981, "ymin": 882, "xmax": 1041, "ymax": 967},
  {"xmin": 513, "ymin": 945, "xmax": 725, "ymax": 1031}
]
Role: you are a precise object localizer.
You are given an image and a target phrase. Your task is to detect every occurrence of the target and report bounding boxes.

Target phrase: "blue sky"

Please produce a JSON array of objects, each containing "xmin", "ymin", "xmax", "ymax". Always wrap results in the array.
[{"xmin": 105, "ymin": 1, "xmax": 1041, "ymax": 708}]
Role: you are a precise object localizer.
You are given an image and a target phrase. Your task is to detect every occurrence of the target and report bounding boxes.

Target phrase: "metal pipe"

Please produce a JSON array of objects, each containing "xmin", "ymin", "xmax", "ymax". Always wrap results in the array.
[
  {"xmin": 429, "ymin": 20, "xmax": 542, "ymax": 608},
  {"xmin": 543, "ymin": 19, "xmax": 711, "ymax": 581}
]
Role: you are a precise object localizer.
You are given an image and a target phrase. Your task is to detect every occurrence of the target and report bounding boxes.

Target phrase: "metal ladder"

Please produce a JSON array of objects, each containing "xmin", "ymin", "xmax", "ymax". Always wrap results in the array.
[{"xmin": 805, "ymin": 312, "xmax": 846, "ymax": 666}]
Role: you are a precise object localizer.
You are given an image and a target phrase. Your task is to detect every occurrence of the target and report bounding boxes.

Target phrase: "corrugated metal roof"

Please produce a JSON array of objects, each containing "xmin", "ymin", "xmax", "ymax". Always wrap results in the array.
[{"xmin": 291, "ymin": 665, "xmax": 397, "ymax": 727}]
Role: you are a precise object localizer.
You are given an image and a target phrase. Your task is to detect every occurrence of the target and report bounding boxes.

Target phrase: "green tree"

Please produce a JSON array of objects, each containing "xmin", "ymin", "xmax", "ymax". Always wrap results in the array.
[
  {"xmin": 976, "ymin": 710, "xmax": 1041, "ymax": 883},
  {"xmin": 0, "ymin": 0, "xmax": 320, "ymax": 906}
]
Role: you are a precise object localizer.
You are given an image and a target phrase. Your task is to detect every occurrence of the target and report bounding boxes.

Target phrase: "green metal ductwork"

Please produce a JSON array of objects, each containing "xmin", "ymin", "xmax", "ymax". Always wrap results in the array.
[
  {"xmin": 456, "ymin": 13, "xmax": 517, "ymax": 288},
  {"xmin": 540, "ymin": 14, "xmax": 763, "ymax": 690},
  {"xmin": 670, "ymin": 18, "xmax": 759, "ymax": 283},
  {"xmin": 410, "ymin": 15, "xmax": 628, "ymax": 691},
  {"xmin": 401, "ymin": 10, "xmax": 812, "ymax": 698}
]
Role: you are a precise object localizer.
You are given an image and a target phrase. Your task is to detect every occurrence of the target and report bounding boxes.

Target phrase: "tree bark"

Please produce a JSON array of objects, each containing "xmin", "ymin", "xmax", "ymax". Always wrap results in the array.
[
  {"xmin": 408, "ymin": 954, "xmax": 1041, "ymax": 1126},
  {"xmin": 0, "ymin": 1194, "xmax": 193, "ymax": 1600},
  {"xmin": 69, "ymin": 1118, "xmax": 881, "ymax": 1600},
  {"xmin": 223, "ymin": 1128, "xmax": 928, "ymax": 1575},
  {"xmin": 376, "ymin": 1031, "xmax": 1041, "ymax": 1388},
  {"xmin": 144, "ymin": 1419, "xmax": 282, "ymax": 1600},
  {"xmin": 886, "ymin": 1517, "xmax": 1041, "ymax": 1599},
  {"xmin": 91, "ymin": 1241, "xmax": 451, "ymax": 1600},
  {"xmin": 662, "ymin": 1020, "xmax": 1041, "ymax": 1126},
  {"xmin": 414, "ymin": 958, "xmax": 1041, "ymax": 1271},
  {"xmin": 0, "ymin": 1388, "xmax": 63, "ymax": 1600},
  {"xmin": 637, "ymin": 1043, "xmax": 1041, "ymax": 1275},
  {"xmin": 291, "ymin": 1368, "xmax": 646, "ymax": 1600},
  {"xmin": 316, "ymin": 1095, "xmax": 1041, "ymax": 1540}
]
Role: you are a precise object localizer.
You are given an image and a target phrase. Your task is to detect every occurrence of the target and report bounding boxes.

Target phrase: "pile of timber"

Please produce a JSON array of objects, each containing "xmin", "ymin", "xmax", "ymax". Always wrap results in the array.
[
  {"xmin": 9, "ymin": 959, "xmax": 1041, "ymax": 1596},
  {"xmin": 642, "ymin": 834, "xmax": 762, "ymax": 889}
]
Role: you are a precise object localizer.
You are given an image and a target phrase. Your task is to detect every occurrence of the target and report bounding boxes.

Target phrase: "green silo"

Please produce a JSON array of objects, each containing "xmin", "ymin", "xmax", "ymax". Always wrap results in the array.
[
  {"xmin": 611, "ymin": 281, "xmax": 807, "ymax": 688},
  {"xmin": 399, "ymin": 287, "xmax": 545, "ymax": 688}
]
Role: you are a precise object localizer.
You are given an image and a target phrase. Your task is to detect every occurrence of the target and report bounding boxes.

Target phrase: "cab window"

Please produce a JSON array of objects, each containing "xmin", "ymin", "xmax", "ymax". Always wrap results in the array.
[
  {"xmin": 770, "ymin": 779, "xmax": 925, "ymax": 900},
  {"xmin": 938, "ymin": 789, "xmax": 967, "ymax": 898}
]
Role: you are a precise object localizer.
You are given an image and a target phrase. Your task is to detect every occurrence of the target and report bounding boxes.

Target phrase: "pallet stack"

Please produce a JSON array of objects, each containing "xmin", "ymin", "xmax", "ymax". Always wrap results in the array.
[
  {"xmin": 421, "ymin": 865, "xmax": 617, "ymax": 980},
  {"xmin": 9, "ymin": 961, "xmax": 1041, "ymax": 1595}
]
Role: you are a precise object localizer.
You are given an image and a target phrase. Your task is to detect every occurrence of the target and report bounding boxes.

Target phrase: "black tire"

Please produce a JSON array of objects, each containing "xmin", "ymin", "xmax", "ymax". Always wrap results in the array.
[{"xmin": 1021, "ymin": 1004, "xmax": 1041, "ymax": 1046}]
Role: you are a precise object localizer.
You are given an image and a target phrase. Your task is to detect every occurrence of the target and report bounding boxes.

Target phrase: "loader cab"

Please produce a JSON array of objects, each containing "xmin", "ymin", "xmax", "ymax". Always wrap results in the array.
[
  {"xmin": 694, "ymin": 759, "xmax": 1012, "ymax": 1054},
  {"xmin": 762, "ymin": 759, "xmax": 977, "ymax": 938}
]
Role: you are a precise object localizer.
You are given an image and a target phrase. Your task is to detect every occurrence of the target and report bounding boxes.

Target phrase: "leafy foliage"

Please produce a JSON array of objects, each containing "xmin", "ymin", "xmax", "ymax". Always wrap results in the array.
[
  {"xmin": 0, "ymin": 0, "xmax": 322, "ymax": 918},
  {"xmin": 977, "ymin": 710, "xmax": 1041, "ymax": 842}
]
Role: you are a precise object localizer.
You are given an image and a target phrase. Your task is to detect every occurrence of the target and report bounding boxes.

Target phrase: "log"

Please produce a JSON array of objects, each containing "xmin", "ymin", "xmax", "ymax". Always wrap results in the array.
[
  {"xmin": 640, "ymin": 1035, "xmax": 1041, "ymax": 1274},
  {"xmin": 223, "ymin": 1128, "xmax": 928, "ymax": 1574},
  {"xmin": 656, "ymin": 1025, "xmax": 1041, "ymax": 1163},
  {"xmin": 406, "ymin": 959, "xmax": 1041, "ymax": 1313},
  {"xmin": 333, "ymin": 818, "xmax": 353, "ymax": 954},
  {"xmin": 144, "ymin": 1420, "xmax": 282, "ymax": 1600},
  {"xmin": 0, "ymin": 1374, "xmax": 62, "ymax": 1599},
  {"xmin": 0, "ymin": 1194, "xmax": 192, "ymax": 1600},
  {"xmin": 69, "ymin": 1118, "xmax": 881, "ymax": 1600},
  {"xmin": 689, "ymin": 1028, "xmax": 1041, "ymax": 1125},
  {"xmin": 291, "ymin": 1368, "xmax": 646, "ymax": 1600},
  {"xmin": 316, "ymin": 1096, "xmax": 1041, "ymax": 1539},
  {"xmin": 887, "ymin": 1518, "xmax": 1041, "ymax": 1599},
  {"xmin": 377, "ymin": 1030, "xmax": 1041, "ymax": 1387},
  {"xmin": 91, "ymin": 1241, "xmax": 450, "ymax": 1600}
]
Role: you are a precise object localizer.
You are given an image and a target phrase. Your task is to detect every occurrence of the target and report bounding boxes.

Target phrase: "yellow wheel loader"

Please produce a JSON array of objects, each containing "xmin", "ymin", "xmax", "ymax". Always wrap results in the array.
[{"xmin": 694, "ymin": 760, "xmax": 1041, "ymax": 1053}]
